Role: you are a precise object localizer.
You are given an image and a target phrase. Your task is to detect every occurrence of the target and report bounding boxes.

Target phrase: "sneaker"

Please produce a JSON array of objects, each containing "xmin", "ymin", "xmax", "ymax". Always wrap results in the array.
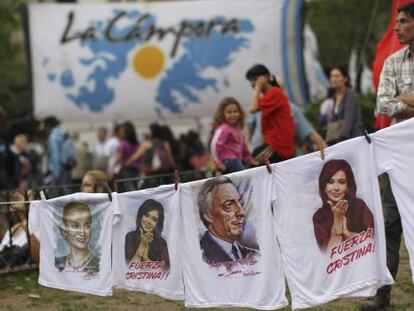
[{"xmin": 360, "ymin": 293, "xmax": 390, "ymax": 311}]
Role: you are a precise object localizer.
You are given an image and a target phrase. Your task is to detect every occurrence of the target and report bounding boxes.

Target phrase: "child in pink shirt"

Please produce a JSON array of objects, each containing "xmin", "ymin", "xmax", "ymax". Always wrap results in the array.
[{"xmin": 210, "ymin": 97, "xmax": 256, "ymax": 173}]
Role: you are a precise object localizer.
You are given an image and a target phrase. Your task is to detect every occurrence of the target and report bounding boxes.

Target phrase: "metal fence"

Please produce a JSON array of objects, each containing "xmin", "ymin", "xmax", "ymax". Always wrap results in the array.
[
  {"xmin": 0, "ymin": 169, "xmax": 216, "ymax": 274},
  {"xmin": 113, "ymin": 169, "xmax": 216, "ymax": 192}
]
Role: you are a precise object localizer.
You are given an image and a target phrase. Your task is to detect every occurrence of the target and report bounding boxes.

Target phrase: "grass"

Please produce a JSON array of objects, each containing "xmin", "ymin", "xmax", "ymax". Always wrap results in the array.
[{"xmin": 0, "ymin": 243, "xmax": 412, "ymax": 311}]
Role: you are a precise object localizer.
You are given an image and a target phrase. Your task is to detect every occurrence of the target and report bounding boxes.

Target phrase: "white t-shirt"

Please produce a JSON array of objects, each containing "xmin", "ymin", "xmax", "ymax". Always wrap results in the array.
[
  {"xmin": 180, "ymin": 167, "xmax": 287, "ymax": 309},
  {"xmin": 0, "ymin": 228, "xmax": 27, "ymax": 252},
  {"xmin": 112, "ymin": 185, "xmax": 184, "ymax": 300},
  {"xmin": 30, "ymin": 192, "xmax": 116, "ymax": 296},
  {"xmin": 373, "ymin": 118, "xmax": 414, "ymax": 282},
  {"xmin": 105, "ymin": 137, "xmax": 120, "ymax": 176},
  {"xmin": 92, "ymin": 141, "xmax": 107, "ymax": 171},
  {"xmin": 272, "ymin": 137, "xmax": 393, "ymax": 309}
]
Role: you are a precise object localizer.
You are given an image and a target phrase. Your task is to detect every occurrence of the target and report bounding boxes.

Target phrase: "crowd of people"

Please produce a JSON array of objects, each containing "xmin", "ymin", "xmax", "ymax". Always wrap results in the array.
[
  {"xmin": 0, "ymin": 62, "xmax": 364, "ymax": 273},
  {"xmin": 0, "ymin": 63, "xmax": 361, "ymax": 196},
  {"xmin": 0, "ymin": 59, "xmax": 369, "ymax": 195},
  {"xmin": 0, "ymin": 2, "xmax": 413, "ymax": 310},
  {"xmin": 0, "ymin": 115, "xmax": 209, "ymax": 193},
  {"xmin": 0, "ymin": 62, "xmax": 367, "ymax": 268}
]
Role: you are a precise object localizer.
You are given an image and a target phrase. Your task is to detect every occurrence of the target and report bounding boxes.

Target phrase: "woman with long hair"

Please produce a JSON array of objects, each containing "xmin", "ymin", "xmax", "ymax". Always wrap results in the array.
[
  {"xmin": 117, "ymin": 121, "xmax": 140, "ymax": 179},
  {"xmin": 124, "ymin": 199, "xmax": 170, "ymax": 270},
  {"xmin": 324, "ymin": 68, "xmax": 362, "ymax": 145},
  {"xmin": 126, "ymin": 123, "xmax": 176, "ymax": 177},
  {"xmin": 313, "ymin": 159, "xmax": 374, "ymax": 252}
]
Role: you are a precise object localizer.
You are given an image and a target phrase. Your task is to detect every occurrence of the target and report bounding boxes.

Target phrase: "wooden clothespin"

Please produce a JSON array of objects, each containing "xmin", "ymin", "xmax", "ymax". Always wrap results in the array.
[
  {"xmin": 174, "ymin": 170, "xmax": 180, "ymax": 191},
  {"xmin": 264, "ymin": 156, "xmax": 272, "ymax": 174}
]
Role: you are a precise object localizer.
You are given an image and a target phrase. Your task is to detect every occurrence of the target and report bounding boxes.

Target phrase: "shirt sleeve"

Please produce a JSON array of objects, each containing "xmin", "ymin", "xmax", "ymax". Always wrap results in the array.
[
  {"xmin": 28, "ymin": 201, "xmax": 40, "ymax": 240},
  {"xmin": 372, "ymin": 129, "xmax": 393, "ymax": 175},
  {"xmin": 377, "ymin": 56, "xmax": 408, "ymax": 117},
  {"xmin": 372, "ymin": 119, "xmax": 414, "ymax": 176},
  {"xmin": 212, "ymin": 127, "xmax": 230, "ymax": 161},
  {"xmin": 259, "ymin": 88, "xmax": 288, "ymax": 117}
]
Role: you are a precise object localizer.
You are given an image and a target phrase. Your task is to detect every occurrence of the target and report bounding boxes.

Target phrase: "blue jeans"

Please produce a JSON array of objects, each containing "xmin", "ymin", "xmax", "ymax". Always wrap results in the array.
[{"xmin": 222, "ymin": 159, "xmax": 245, "ymax": 174}]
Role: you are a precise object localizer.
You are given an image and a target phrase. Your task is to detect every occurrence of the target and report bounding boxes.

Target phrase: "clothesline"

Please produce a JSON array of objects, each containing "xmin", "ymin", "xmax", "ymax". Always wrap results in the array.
[
  {"xmin": 0, "ymin": 190, "xmax": 53, "ymax": 205},
  {"xmin": 0, "ymin": 201, "xmax": 33, "ymax": 206}
]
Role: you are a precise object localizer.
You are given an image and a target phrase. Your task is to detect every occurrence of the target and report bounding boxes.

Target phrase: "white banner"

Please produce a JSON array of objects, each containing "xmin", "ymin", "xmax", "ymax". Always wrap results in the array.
[{"xmin": 29, "ymin": 0, "xmax": 306, "ymax": 121}]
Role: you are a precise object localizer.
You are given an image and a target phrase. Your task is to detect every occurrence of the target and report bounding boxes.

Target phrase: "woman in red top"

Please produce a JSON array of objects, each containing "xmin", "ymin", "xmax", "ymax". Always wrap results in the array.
[{"xmin": 245, "ymin": 64, "xmax": 295, "ymax": 163}]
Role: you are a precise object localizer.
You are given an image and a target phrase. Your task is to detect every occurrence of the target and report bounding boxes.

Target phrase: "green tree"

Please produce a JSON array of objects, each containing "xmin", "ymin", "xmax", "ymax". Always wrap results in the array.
[
  {"xmin": 305, "ymin": 0, "xmax": 391, "ymax": 72},
  {"xmin": 0, "ymin": 0, "xmax": 28, "ymax": 119},
  {"xmin": 305, "ymin": 0, "xmax": 394, "ymax": 132}
]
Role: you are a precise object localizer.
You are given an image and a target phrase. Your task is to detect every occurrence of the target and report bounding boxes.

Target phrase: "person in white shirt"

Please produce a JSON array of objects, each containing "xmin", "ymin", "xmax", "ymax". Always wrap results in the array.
[
  {"xmin": 92, "ymin": 127, "xmax": 108, "ymax": 171},
  {"xmin": 105, "ymin": 124, "xmax": 122, "ymax": 178},
  {"xmin": 197, "ymin": 176, "xmax": 259, "ymax": 264}
]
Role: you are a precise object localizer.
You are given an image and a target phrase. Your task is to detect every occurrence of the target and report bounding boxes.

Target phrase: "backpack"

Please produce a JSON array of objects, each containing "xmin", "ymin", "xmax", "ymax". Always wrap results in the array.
[{"xmin": 61, "ymin": 133, "xmax": 77, "ymax": 170}]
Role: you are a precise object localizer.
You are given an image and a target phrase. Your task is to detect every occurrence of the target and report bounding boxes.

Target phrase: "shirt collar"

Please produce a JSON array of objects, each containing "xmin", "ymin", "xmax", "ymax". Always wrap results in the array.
[
  {"xmin": 208, "ymin": 231, "xmax": 241, "ymax": 260},
  {"xmin": 403, "ymin": 45, "xmax": 413, "ymax": 59}
]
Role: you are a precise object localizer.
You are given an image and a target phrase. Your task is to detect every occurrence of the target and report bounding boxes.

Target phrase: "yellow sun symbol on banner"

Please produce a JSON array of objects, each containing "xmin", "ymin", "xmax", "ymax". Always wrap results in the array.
[{"xmin": 132, "ymin": 45, "xmax": 165, "ymax": 79}]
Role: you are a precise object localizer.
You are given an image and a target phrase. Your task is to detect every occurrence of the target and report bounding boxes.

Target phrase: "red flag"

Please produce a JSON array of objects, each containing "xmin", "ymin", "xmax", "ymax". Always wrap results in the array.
[{"xmin": 372, "ymin": 0, "xmax": 412, "ymax": 129}]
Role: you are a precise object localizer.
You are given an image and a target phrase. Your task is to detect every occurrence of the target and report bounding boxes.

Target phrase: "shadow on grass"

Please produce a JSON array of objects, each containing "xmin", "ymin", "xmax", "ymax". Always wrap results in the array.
[{"xmin": 0, "ymin": 242, "xmax": 412, "ymax": 311}]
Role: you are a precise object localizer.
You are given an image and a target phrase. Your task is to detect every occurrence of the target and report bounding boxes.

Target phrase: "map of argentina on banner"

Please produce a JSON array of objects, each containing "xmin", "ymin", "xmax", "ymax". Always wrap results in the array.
[{"xmin": 29, "ymin": 0, "xmax": 307, "ymax": 121}]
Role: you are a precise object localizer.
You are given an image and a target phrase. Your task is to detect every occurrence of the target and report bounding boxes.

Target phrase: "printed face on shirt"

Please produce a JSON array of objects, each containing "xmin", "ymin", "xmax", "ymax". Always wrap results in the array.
[
  {"xmin": 141, "ymin": 209, "xmax": 159, "ymax": 233},
  {"xmin": 224, "ymin": 103, "xmax": 241, "ymax": 126},
  {"xmin": 204, "ymin": 183, "xmax": 245, "ymax": 242},
  {"xmin": 394, "ymin": 11, "xmax": 414, "ymax": 45},
  {"xmin": 325, "ymin": 170, "xmax": 348, "ymax": 203},
  {"xmin": 62, "ymin": 207, "xmax": 92, "ymax": 250}
]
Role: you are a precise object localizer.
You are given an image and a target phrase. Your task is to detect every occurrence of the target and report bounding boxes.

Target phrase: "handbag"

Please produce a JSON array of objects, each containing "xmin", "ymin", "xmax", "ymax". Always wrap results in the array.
[
  {"xmin": 0, "ymin": 194, "xmax": 31, "ymax": 269},
  {"xmin": 252, "ymin": 143, "xmax": 274, "ymax": 164},
  {"xmin": 0, "ymin": 245, "xmax": 29, "ymax": 269},
  {"xmin": 325, "ymin": 120, "xmax": 344, "ymax": 144}
]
